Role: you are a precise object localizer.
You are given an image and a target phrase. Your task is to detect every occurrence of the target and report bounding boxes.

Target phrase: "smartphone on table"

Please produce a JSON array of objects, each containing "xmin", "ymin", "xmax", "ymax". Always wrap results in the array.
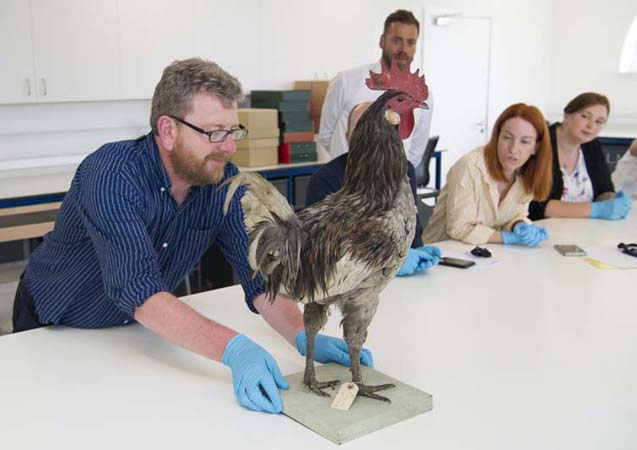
[
  {"xmin": 439, "ymin": 257, "xmax": 476, "ymax": 269},
  {"xmin": 553, "ymin": 244, "xmax": 587, "ymax": 256}
]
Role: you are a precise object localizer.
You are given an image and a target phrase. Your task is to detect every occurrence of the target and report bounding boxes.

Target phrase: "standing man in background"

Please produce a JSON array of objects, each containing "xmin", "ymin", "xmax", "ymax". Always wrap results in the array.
[{"xmin": 319, "ymin": 9, "xmax": 434, "ymax": 168}]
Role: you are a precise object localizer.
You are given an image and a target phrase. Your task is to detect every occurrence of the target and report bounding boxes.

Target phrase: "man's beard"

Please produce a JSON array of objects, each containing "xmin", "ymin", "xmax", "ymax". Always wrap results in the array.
[
  {"xmin": 382, "ymin": 50, "xmax": 411, "ymax": 71},
  {"xmin": 170, "ymin": 144, "xmax": 230, "ymax": 186}
]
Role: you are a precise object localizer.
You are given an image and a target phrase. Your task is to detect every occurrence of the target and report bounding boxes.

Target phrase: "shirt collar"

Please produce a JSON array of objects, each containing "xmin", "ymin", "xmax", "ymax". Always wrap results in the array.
[{"xmin": 144, "ymin": 132, "xmax": 173, "ymax": 192}]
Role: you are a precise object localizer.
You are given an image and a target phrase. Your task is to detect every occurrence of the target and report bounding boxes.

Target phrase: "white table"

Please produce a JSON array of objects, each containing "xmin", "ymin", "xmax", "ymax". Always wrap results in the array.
[{"xmin": 1, "ymin": 209, "xmax": 636, "ymax": 450}]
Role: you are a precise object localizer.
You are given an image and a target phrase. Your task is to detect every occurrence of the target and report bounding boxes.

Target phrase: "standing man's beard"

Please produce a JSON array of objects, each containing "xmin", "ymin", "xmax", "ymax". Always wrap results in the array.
[
  {"xmin": 382, "ymin": 51, "xmax": 411, "ymax": 72},
  {"xmin": 171, "ymin": 145, "xmax": 230, "ymax": 186}
]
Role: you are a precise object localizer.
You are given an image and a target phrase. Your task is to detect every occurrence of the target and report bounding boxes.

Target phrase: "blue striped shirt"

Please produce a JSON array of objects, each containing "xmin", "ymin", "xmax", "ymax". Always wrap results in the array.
[{"xmin": 26, "ymin": 132, "xmax": 265, "ymax": 328}]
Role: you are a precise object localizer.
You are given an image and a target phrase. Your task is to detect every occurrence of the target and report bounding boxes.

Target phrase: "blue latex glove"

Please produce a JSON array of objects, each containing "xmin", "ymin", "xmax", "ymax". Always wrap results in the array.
[
  {"xmin": 221, "ymin": 334, "xmax": 288, "ymax": 414},
  {"xmin": 396, "ymin": 246, "xmax": 442, "ymax": 276},
  {"xmin": 591, "ymin": 191, "xmax": 632, "ymax": 220},
  {"xmin": 295, "ymin": 329, "xmax": 373, "ymax": 368},
  {"xmin": 502, "ymin": 223, "xmax": 548, "ymax": 247}
]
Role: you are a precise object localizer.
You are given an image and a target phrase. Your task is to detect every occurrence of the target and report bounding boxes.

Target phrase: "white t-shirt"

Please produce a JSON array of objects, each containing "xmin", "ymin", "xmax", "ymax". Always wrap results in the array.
[{"xmin": 318, "ymin": 61, "xmax": 434, "ymax": 168}]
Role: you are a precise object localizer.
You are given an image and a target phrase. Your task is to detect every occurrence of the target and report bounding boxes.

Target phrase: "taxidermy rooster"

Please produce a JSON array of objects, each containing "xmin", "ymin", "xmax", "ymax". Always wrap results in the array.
[{"xmin": 223, "ymin": 61, "xmax": 429, "ymax": 402}]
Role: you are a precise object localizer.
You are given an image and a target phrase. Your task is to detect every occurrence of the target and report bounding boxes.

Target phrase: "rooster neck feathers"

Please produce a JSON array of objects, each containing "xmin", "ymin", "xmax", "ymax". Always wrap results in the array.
[{"xmin": 341, "ymin": 90, "xmax": 408, "ymax": 212}]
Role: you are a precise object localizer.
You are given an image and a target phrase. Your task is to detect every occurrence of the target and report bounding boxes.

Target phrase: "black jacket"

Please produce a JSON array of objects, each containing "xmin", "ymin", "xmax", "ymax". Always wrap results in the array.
[
  {"xmin": 305, "ymin": 153, "xmax": 423, "ymax": 248},
  {"xmin": 528, "ymin": 123, "xmax": 615, "ymax": 220}
]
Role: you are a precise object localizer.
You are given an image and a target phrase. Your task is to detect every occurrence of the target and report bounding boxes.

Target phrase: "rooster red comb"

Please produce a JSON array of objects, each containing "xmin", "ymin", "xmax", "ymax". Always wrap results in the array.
[{"xmin": 365, "ymin": 59, "xmax": 429, "ymax": 104}]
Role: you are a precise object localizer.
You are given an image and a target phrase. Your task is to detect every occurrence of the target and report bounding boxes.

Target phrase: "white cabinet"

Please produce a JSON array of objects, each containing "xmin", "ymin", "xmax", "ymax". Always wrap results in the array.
[
  {"xmin": 30, "ymin": 0, "xmax": 121, "ymax": 102},
  {"xmin": 118, "ymin": 0, "xmax": 194, "ymax": 99},
  {"xmin": 0, "ymin": 0, "xmax": 37, "ymax": 103},
  {"xmin": 0, "ymin": 0, "xmax": 120, "ymax": 104},
  {"xmin": 0, "ymin": 0, "xmax": 195, "ymax": 104}
]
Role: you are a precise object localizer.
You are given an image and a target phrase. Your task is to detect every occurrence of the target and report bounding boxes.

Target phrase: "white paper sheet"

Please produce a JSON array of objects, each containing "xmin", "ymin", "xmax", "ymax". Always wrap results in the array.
[{"xmin": 582, "ymin": 245, "xmax": 637, "ymax": 269}]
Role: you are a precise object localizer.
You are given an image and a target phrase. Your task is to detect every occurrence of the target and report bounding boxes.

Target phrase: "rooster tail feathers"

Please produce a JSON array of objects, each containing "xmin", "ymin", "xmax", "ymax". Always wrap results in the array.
[
  {"xmin": 250, "ymin": 213, "xmax": 304, "ymax": 303},
  {"xmin": 221, "ymin": 172, "xmax": 293, "ymax": 220},
  {"xmin": 221, "ymin": 172, "xmax": 302, "ymax": 303}
]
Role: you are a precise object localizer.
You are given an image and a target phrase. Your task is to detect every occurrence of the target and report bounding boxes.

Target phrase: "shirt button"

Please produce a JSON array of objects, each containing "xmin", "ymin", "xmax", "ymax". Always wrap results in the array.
[
  {"xmin": 123, "ymin": 320, "xmax": 130, "ymax": 324},
  {"xmin": 160, "ymin": 187, "xmax": 166, "ymax": 193},
  {"xmin": 162, "ymin": 242, "xmax": 168, "ymax": 248}
]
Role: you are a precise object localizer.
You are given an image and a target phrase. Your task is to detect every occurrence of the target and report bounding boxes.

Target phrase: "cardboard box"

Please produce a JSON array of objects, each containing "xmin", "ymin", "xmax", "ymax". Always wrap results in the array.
[
  {"xmin": 294, "ymin": 80, "xmax": 329, "ymax": 133},
  {"xmin": 236, "ymin": 137, "xmax": 279, "ymax": 150},
  {"xmin": 231, "ymin": 146, "xmax": 278, "ymax": 167},
  {"xmin": 294, "ymin": 80, "xmax": 329, "ymax": 113},
  {"xmin": 279, "ymin": 142, "xmax": 317, "ymax": 164},
  {"xmin": 238, "ymin": 108, "xmax": 279, "ymax": 139},
  {"xmin": 282, "ymin": 131, "xmax": 314, "ymax": 144}
]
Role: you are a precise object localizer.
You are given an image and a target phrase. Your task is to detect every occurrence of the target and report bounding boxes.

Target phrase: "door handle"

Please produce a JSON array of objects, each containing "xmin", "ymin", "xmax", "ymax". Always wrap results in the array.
[
  {"xmin": 25, "ymin": 78, "xmax": 32, "ymax": 96},
  {"xmin": 40, "ymin": 78, "xmax": 47, "ymax": 96}
]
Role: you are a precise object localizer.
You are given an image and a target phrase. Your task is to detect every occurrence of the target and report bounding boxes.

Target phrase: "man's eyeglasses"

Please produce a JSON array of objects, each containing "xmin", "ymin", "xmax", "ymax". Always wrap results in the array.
[{"xmin": 169, "ymin": 115, "xmax": 248, "ymax": 143}]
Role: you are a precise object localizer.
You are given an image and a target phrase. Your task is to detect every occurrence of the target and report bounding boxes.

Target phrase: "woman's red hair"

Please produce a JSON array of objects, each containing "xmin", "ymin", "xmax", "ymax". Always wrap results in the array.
[{"xmin": 484, "ymin": 103, "xmax": 553, "ymax": 200}]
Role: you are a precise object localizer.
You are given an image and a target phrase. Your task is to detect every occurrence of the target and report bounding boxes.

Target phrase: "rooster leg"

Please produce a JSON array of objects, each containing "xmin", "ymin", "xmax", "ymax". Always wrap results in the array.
[
  {"xmin": 343, "ymin": 295, "xmax": 395, "ymax": 403},
  {"xmin": 303, "ymin": 302, "xmax": 339, "ymax": 397}
]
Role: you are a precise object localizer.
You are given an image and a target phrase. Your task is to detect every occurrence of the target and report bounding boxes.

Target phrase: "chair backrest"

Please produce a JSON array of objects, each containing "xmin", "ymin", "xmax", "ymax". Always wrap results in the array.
[{"xmin": 415, "ymin": 135, "xmax": 439, "ymax": 187}]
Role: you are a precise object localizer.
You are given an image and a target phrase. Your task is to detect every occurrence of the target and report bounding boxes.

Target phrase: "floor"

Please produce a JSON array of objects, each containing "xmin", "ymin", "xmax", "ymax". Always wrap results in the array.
[{"xmin": 0, "ymin": 260, "xmax": 25, "ymax": 335}]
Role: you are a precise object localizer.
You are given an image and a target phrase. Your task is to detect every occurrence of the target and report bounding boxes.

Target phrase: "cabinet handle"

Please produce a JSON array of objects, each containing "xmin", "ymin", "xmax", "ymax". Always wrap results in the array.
[
  {"xmin": 40, "ymin": 78, "xmax": 47, "ymax": 96},
  {"xmin": 25, "ymin": 78, "xmax": 32, "ymax": 96}
]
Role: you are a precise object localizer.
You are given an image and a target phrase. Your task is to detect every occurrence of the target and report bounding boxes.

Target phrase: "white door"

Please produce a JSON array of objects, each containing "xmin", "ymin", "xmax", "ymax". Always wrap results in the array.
[
  {"xmin": 0, "ymin": 0, "xmax": 37, "ymax": 103},
  {"xmin": 424, "ymin": 12, "xmax": 491, "ymax": 183}
]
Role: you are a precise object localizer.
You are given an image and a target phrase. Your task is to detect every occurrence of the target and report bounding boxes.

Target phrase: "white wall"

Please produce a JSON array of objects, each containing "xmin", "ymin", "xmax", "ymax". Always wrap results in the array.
[
  {"xmin": 549, "ymin": 0, "xmax": 637, "ymax": 136},
  {"xmin": 5, "ymin": 0, "xmax": 625, "ymax": 180}
]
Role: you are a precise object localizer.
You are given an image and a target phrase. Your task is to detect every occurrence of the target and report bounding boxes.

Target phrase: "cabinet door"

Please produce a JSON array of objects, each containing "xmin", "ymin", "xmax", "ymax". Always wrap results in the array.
[
  {"xmin": 119, "ymin": 0, "xmax": 194, "ymax": 99},
  {"xmin": 0, "ymin": 0, "xmax": 37, "ymax": 103},
  {"xmin": 30, "ymin": 0, "xmax": 121, "ymax": 102}
]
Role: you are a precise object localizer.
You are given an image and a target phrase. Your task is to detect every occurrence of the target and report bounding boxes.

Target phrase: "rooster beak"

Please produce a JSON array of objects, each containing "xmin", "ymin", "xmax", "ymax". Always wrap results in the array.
[{"xmin": 419, "ymin": 101, "xmax": 430, "ymax": 110}]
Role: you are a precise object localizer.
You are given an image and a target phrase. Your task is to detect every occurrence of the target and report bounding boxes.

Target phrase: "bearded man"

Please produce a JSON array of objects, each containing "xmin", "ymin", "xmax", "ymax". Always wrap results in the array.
[
  {"xmin": 13, "ymin": 58, "xmax": 363, "ymax": 415},
  {"xmin": 319, "ymin": 9, "xmax": 434, "ymax": 168}
]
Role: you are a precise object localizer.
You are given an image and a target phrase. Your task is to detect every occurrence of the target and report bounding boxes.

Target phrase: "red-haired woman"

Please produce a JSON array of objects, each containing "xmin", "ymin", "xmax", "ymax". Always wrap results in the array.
[
  {"xmin": 422, "ymin": 103, "xmax": 553, "ymax": 246},
  {"xmin": 528, "ymin": 93, "xmax": 632, "ymax": 220}
]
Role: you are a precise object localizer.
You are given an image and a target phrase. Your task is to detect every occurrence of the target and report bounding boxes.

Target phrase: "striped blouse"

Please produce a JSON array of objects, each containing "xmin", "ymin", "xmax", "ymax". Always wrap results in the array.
[
  {"xmin": 422, "ymin": 147, "xmax": 533, "ymax": 245},
  {"xmin": 25, "ymin": 133, "xmax": 265, "ymax": 328}
]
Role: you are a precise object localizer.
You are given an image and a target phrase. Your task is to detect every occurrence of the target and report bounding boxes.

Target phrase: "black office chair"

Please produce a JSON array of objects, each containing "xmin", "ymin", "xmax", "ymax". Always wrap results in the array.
[{"xmin": 414, "ymin": 135, "xmax": 440, "ymax": 228}]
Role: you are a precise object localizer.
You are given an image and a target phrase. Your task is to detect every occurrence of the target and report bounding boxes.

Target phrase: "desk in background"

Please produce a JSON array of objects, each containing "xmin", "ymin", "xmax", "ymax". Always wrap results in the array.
[
  {"xmin": 0, "ymin": 150, "xmax": 444, "ymax": 249},
  {"xmin": 0, "ymin": 162, "xmax": 324, "ymax": 209}
]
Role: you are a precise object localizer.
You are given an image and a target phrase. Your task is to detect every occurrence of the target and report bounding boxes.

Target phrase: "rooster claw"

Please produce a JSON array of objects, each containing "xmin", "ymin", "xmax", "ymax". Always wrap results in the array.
[
  {"xmin": 356, "ymin": 382, "xmax": 396, "ymax": 402},
  {"xmin": 304, "ymin": 378, "xmax": 340, "ymax": 397}
]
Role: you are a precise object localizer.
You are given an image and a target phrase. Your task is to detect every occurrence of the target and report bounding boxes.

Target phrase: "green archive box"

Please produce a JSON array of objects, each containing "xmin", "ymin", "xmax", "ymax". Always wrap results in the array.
[
  {"xmin": 289, "ymin": 142, "xmax": 317, "ymax": 163},
  {"xmin": 251, "ymin": 90, "xmax": 311, "ymax": 103}
]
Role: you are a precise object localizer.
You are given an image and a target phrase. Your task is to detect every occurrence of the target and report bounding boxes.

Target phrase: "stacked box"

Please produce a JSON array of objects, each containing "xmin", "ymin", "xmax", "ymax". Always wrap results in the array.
[
  {"xmin": 278, "ymin": 142, "xmax": 318, "ymax": 164},
  {"xmin": 232, "ymin": 108, "xmax": 279, "ymax": 167},
  {"xmin": 251, "ymin": 90, "xmax": 317, "ymax": 164},
  {"xmin": 294, "ymin": 80, "xmax": 330, "ymax": 133}
]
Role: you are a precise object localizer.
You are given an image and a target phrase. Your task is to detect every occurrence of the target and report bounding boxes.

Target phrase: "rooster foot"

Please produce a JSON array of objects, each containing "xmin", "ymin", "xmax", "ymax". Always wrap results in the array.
[
  {"xmin": 304, "ymin": 378, "xmax": 340, "ymax": 397},
  {"xmin": 355, "ymin": 382, "xmax": 396, "ymax": 402}
]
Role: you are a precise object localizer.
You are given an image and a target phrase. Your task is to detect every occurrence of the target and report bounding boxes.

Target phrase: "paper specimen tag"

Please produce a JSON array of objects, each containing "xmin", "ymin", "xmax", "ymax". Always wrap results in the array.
[{"xmin": 330, "ymin": 382, "xmax": 359, "ymax": 411}]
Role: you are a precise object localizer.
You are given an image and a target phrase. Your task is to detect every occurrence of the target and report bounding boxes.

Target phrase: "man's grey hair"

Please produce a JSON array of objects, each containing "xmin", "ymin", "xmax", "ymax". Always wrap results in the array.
[{"xmin": 150, "ymin": 58, "xmax": 244, "ymax": 134}]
